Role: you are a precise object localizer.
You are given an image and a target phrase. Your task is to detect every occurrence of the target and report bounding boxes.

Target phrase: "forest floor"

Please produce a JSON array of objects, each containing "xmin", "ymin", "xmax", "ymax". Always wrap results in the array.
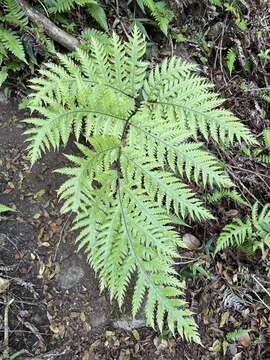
[{"xmin": 0, "ymin": 1, "xmax": 270, "ymax": 359}]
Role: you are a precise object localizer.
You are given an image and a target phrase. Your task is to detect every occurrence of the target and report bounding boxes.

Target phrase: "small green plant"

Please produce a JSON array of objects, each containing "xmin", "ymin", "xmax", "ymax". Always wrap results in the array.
[
  {"xmin": 255, "ymin": 86, "xmax": 270, "ymax": 104},
  {"xmin": 209, "ymin": 0, "xmax": 223, "ymax": 8},
  {"xmin": 48, "ymin": 0, "xmax": 108, "ymax": 31},
  {"xmin": 24, "ymin": 27, "xmax": 255, "ymax": 341},
  {"xmin": 265, "ymin": 260, "xmax": 270, "ymax": 279},
  {"xmin": 0, "ymin": 3, "xmax": 27, "ymax": 85},
  {"xmin": 0, "ymin": 0, "xmax": 109, "ymax": 89},
  {"xmin": 216, "ymin": 203, "xmax": 270, "ymax": 254},
  {"xmin": 258, "ymin": 49, "xmax": 270, "ymax": 61},
  {"xmin": 226, "ymin": 328, "xmax": 250, "ymax": 342},
  {"xmin": 205, "ymin": 189, "xmax": 250, "ymax": 206},
  {"xmin": 0, "ymin": 0, "xmax": 28, "ymax": 84},
  {"xmin": 0, "ymin": 203, "xmax": 13, "ymax": 213},
  {"xmin": 224, "ymin": 1, "xmax": 247, "ymax": 31},
  {"xmin": 240, "ymin": 129, "xmax": 270, "ymax": 164},
  {"xmin": 190, "ymin": 260, "xmax": 210, "ymax": 279},
  {"xmin": 226, "ymin": 47, "xmax": 237, "ymax": 77},
  {"xmin": 223, "ymin": 328, "xmax": 250, "ymax": 354},
  {"xmin": 129, "ymin": 0, "xmax": 174, "ymax": 36}
]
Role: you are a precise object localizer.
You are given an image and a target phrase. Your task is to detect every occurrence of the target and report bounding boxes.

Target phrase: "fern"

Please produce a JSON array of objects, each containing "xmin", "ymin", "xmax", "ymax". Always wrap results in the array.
[
  {"xmin": 48, "ymin": 0, "xmax": 96, "ymax": 13},
  {"xmin": 257, "ymin": 154, "xmax": 270, "ymax": 164},
  {"xmin": 85, "ymin": 2, "xmax": 108, "ymax": 32},
  {"xmin": 263, "ymin": 129, "xmax": 270, "ymax": 150},
  {"xmin": 131, "ymin": 0, "xmax": 174, "ymax": 35},
  {"xmin": 0, "ymin": 0, "xmax": 28, "ymax": 27},
  {"xmin": 226, "ymin": 48, "xmax": 237, "ymax": 77},
  {"xmin": 216, "ymin": 203, "xmax": 270, "ymax": 253},
  {"xmin": 255, "ymin": 86, "xmax": 270, "ymax": 103},
  {"xmin": 48, "ymin": 0, "xmax": 108, "ymax": 31},
  {"xmin": 0, "ymin": 27, "xmax": 26, "ymax": 61},
  {"xmin": 209, "ymin": 0, "xmax": 223, "ymax": 7},
  {"xmin": 0, "ymin": 65, "xmax": 8, "ymax": 86},
  {"xmin": 226, "ymin": 328, "xmax": 250, "ymax": 342},
  {"xmin": 205, "ymin": 190, "xmax": 250, "ymax": 207},
  {"xmin": 80, "ymin": 28, "xmax": 110, "ymax": 45},
  {"xmin": 24, "ymin": 27, "xmax": 255, "ymax": 341}
]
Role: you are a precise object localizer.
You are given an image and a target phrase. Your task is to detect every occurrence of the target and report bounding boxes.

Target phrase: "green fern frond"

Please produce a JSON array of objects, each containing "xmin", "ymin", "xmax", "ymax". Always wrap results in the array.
[
  {"xmin": 255, "ymin": 86, "xmax": 270, "ymax": 103},
  {"xmin": 56, "ymin": 137, "xmax": 119, "ymax": 214},
  {"xmin": 24, "ymin": 26, "xmax": 256, "ymax": 341},
  {"xmin": 215, "ymin": 218, "xmax": 253, "ymax": 253},
  {"xmin": 48, "ymin": 0, "xmax": 97, "ymax": 13},
  {"xmin": 263, "ymin": 129, "xmax": 270, "ymax": 150},
  {"xmin": 205, "ymin": 190, "xmax": 250, "ymax": 207},
  {"xmin": 85, "ymin": 2, "xmax": 108, "ymax": 31},
  {"xmin": 226, "ymin": 48, "xmax": 237, "ymax": 77},
  {"xmin": 142, "ymin": 57, "xmax": 256, "ymax": 146},
  {"xmin": 138, "ymin": 0, "xmax": 174, "ymax": 35},
  {"xmin": 0, "ymin": 0, "xmax": 28, "ymax": 27},
  {"xmin": 216, "ymin": 203, "xmax": 270, "ymax": 253},
  {"xmin": 0, "ymin": 27, "xmax": 26, "ymax": 61},
  {"xmin": 257, "ymin": 154, "xmax": 270, "ymax": 164},
  {"xmin": 80, "ymin": 28, "xmax": 110, "ymax": 45},
  {"xmin": 226, "ymin": 328, "xmax": 250, "ymax": 343},
  {"xmin": 0, "ymin": 66, "xmax": 8, "ymax": 87}
]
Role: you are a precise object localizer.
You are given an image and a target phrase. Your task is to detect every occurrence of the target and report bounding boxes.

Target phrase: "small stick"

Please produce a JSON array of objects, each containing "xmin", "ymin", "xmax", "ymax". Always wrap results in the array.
[
  {"xmin": 53, "ymin": 213, "xmax": 72, "ymax": 261},
  {"xmin": 3, "ymin": 297, "xmax": 14, "ymax": 356}
]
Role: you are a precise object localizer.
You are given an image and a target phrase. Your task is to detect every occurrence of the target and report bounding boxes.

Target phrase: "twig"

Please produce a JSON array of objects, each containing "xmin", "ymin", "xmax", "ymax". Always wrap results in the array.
[
  {"xmin": 252, "ymin": 275, "xmax": 270, "ymax": 299},
  {"xmin": 175, "ymin": 257, "xmax": 200, "ymax": 265},
  {"xmin": 252, "ymin": 290, "xmax": 270, "ymax": 311},
  {"xmin": 3, "ymin": 297, "xmax": 14, "ymax": 356},
  {"xmin": 226, "ymin": 165, "xmax": 262, "ymax": 205},
  {"xmin": 16, "ymin": 0, "xmax": 80, "ymax": 51},
  {"xmin": 53, "ymin": 213, "xmax": 72, "ymax": 261},
  {"xmin": 17, "ymin": 315, "xmax": 45, "ymax": 345},
  {"xmin": 24, "ymin": 347, "xmax": 70, "ymax": 359}
]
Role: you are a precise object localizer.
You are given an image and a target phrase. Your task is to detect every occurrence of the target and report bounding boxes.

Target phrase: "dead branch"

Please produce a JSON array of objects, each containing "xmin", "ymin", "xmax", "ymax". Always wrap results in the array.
[
  {"xmin": 16, "ymin": 0, "xmax": 80, "ymax": 51},
  {"xmin": 3, "ymin": 297, "xmax": 14, "ymax": 356},
  {"xmin": 25, "ymin": 347, "xmax": 70, "ymax": 359}
]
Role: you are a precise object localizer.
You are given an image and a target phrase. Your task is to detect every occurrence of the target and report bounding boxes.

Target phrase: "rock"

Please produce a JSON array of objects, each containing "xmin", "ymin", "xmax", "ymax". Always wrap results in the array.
[
  {"xmin": 183, "ymin": 233, "xmax": 201, "ymax": 250},
  {"xmin": 113, "ymin": 317, "xmax": 146, "ymax": 331},
  {"xmin": 229, "ymin": 343, "xmax": 238, "ymax": 356},
  {"xmin": 58, "ymin": 256, "xmax": 85, "ymax": 289},
  {"xmin": 207, "ymin": 22, "xmax": 224, "ymax": 40},
  {"xmin": 0, "ymin": 91, "xmax": 8, "ymax": 104},
  {"xmin": 226, "ymin": 209, "xmax": 239, "ymax": 217},
  {"xmin": 90, "ymin": 296, "xmax": 110, "ymax": 328}
]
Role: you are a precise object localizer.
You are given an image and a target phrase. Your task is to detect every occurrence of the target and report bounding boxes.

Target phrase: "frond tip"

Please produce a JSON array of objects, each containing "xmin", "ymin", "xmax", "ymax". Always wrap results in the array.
[{"xmin": 24, "ymin": 25, "xmax": 256, "ymax": 342}]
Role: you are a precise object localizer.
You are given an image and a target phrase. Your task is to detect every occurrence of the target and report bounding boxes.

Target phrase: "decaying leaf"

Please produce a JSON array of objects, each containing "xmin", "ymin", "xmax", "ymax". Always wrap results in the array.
[
  {"xmin": 239, "ymin": 333, "xmax": 251, "ymax": 347},
  {"xmin": 0, "ymin": 277, "xmax": 10, "ymax": 294}
]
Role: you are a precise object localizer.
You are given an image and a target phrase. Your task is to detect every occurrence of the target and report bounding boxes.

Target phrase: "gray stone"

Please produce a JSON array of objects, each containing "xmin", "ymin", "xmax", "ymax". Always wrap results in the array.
[
  {"xmin": 113, "ymin": 317, "xmax": 146, "ymax": 331},
  {"xmin": 0, "ymin": 91, "xmax": 8, "ymax": 104},
  {"xmin": 207, "ymin": 22, "xmax": 224, "ymax": 40},
  {"xmin": 89, "ymin": 296, "xmax": 110, "ymax": 328},
  {"xmin": 58, "ymin": 257, "xmax": 85, "ymax": 289}
]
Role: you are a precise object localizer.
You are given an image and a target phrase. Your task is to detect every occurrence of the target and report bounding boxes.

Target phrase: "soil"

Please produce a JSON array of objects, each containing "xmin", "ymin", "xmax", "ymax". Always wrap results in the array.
[{"xmin": 0, "ymin": 1, "xmax": 270, "ymax": 359}]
